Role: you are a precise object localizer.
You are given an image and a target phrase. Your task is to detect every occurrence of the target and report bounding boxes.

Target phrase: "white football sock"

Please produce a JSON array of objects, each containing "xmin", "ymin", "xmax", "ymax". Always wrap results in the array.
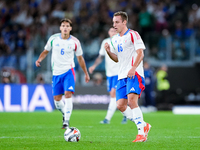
[
  {"xmin": 132, "ymin": 107, "xmax": 145, "ymax": 136},
  {"xmin": 105, "ymin": 97, "xmax": 117, "ymax": 121},
  {"xmin": 54, "ymin": 100, "xmax": 65, "ymax": 114},
  {"xmin": 64, "ymin": 97, "xmax": 73, "ymax": 121},
  {"xmin": 122, "ymin": 106, "xmax": 133, "ymax": 121}
]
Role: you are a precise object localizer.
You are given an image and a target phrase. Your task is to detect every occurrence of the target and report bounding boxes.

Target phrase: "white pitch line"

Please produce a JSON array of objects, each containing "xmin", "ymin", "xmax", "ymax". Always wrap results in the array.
[
  {"xmin": 0, "ymin": 136, "xmax": 31, "ymax": 139},
  {"xmin": 0, "ymin": 136, "xmax": 61, "ymax": 139}
]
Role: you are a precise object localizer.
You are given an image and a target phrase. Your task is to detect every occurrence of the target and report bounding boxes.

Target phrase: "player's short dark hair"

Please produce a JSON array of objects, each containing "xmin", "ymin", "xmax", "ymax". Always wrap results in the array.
[
  {"xmin": 60, "ymin": 18, "xmax": 72, "ymax": 27},
  {"xmin": 114, "ymin": 11, "xmax": 128, "ymax": 22}
]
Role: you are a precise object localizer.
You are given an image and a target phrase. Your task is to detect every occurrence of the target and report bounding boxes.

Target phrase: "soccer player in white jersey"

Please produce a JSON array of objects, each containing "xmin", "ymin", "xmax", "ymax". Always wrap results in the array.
[
  {"xmin": 89, "ymin": 27, "xmax": 127, "ymax": 124},
  {"xmin": 104, "ymin": 11, "xmax": 151, "ymax": 142},
  {"xmin": 35, "ymin": 18, "xmax": 90, "ymax": 129}
]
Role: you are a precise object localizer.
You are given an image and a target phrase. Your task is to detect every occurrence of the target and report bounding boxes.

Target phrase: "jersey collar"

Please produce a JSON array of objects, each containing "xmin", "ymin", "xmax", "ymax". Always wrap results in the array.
[
  {"xmin": 124, "ymin": 29, "xmax": 130, "ymax": 35},
  {"xmin": 60, "ymin": 34, "xmax": 71, "ymax": 40},
  {"xmin": 117, "ymin": 29, "xmax": 130, "ymax": 36}
]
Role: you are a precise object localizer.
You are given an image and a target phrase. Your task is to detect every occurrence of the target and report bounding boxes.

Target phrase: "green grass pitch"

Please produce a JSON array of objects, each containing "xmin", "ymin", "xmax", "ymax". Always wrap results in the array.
[{"xmin": 0, "ymin": 110, "xmax": 200, "ymax": 150}]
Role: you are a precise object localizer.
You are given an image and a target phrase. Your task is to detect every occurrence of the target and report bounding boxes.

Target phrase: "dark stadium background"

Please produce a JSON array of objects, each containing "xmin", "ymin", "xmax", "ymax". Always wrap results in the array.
[{"xmin": 0, "ymin": 0, "xmax": 200, "ymax": 112}]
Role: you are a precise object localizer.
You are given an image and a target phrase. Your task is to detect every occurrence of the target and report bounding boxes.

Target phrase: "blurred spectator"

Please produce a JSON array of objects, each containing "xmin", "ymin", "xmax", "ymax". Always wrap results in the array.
[
  {"xmin": 0, "ymin": 36, "xmax": 14, "ymax": 69},
  {"xmin": 0, "ymin": 0, "xmax": 200, "ymax": 83},
  {"xmin": 153, "ymin": 2, "xmax": 168, "ymax": 32},
  {"xmin": 157, "ymin": 29, "xmax": 170, "ymax": 60},
  {"xmin": 141, "ymin": 61, "xmax": 157, "ymax": 113},
  {"xmin": 35, "ymin": 73, "xmax": 45, "ymax": 84},
  {"xmin": 1, "ymin": 68, "xmax": 12, "ymax": 84},
  {"xmin": 0, "ymin": 67, "xmax": 26, "ymax": 84},
  {"xmin": 92, "ymin": 72, "xmax": 103, "ymax": 86},
  {"xmin": 174, "ymin": 20, "xmax": 183, "ymax": 39},
  {"xmin": 51, "ymin": 3, "xmax": 65, "ymax": 19},
  {"xmin": 138, "ymin": 3, "xmax": 154, "ymax": 41},
  {"xmin": 156, "ymin": 64, "xmax": 170, "ymax": 104}
]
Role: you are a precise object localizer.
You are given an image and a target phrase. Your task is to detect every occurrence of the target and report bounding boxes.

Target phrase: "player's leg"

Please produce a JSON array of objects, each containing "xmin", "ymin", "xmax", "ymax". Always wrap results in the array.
[
  {"xmin": 128, "ymin": 93, "xmax": 151, "ymax": 141},
  {"xmin": 116, "ymin": 79, "xmax": 133, "ymax": 122},
  {"xmin": 117, "ymin": 98, "xmax": 134, "ymax": 123},
  {"xmin": 100, "ymin": 88, "xmax": 117, "ymax": 124},
  {"xmin": 52, "ymin": 75, "xmax": 66, "ymax": 128},
  {"xmin": 100, "ymin": 76, "xmax": 117, "ymax": 124},
  {"xmin": 127, "ymin": 93, "xmax": 146, "ymax": 142},
  {"xmin": 127, "ymin": 74, "xmax": 151, "ymax": 142},
  {"xmin": 63, "ymin": 91, "xmax": 73, "ymax": 128},
  {"xmin": 63, "ymin": 69, "xmax": 75, "ymax": 128},
  {"xmin": 54, "ymin": 94, "xmax": 65, "ymax": 116}
]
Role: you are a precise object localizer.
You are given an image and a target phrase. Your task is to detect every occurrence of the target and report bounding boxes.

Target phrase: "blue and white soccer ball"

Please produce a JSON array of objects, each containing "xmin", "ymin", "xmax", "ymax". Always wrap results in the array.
[{"xmin": 64, "ymin": 127, "xmax": 81, "ymax": 142}]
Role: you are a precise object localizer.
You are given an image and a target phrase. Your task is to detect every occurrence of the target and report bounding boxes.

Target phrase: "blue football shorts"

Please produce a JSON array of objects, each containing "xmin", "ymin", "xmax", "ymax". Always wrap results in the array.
[
  {"xmin": 116, "ymin": 72, "xmax": 145, "ymax": 101},
  {"xmin": 106, "ymin": 75, "xmax": 118, "ymax": 92},
  {"xmin": 52, "ymin": 68, "xmax": 75, "ymax": 96}
]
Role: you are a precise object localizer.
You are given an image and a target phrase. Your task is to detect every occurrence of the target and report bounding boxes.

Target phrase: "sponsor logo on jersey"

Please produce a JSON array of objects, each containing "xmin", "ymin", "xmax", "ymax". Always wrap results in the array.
[{"xmin": 56, "ymin": 43, "xmax": 59, "ymax": 46}]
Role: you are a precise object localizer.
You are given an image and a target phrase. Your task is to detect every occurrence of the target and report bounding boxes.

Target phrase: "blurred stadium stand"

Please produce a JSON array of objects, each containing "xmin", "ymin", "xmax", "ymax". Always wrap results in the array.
[{"xmin": 0, "ymin": 0, "xmax": 200, "ymax": 110}]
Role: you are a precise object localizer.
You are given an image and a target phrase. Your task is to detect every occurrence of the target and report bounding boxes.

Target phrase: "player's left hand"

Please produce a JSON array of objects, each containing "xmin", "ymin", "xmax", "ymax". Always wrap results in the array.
[
  {"xmin": 127, "ymin": 67, "xmax": 136, "ymax": 79},
  {"xmin": 89, "ymin": 66, "xmax": 95, "ymax": 74}
]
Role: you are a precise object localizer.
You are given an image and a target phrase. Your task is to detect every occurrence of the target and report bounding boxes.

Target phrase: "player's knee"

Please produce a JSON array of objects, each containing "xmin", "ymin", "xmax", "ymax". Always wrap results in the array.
[
  {"xmin": 117, "ymin": 103, "xmax": 126, "ymax": 112},
  {"xmin": 110, "ymin": 92, "xmax": 115, "ymax": 98},
  {"xmin": 64, "ymin": 91, "xmax": 72, "ymax": 98},
  {"xmin": 110, "ymin": 89, "xmax": 116, "ymax": 97},
  {"xmin": 128, "ymin": 101, "xmax": 138, "ymax": 109},
  {"xmin": 54, "ymin": 95, "xmax": 62, "ymax": 101}
]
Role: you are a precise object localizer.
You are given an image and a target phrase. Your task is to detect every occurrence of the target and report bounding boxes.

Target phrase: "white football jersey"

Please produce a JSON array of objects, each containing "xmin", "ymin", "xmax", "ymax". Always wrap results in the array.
[
  {"xmin": 44, "ymin": 33, "xmax": 83, "ymax": 75},
  {"xmin": 99, "ymin": 38, "xmax": 118, "ymax": 77},
  {"xmin": 110, "ymin": 29, "xmax": 146, "ymax": 79}
]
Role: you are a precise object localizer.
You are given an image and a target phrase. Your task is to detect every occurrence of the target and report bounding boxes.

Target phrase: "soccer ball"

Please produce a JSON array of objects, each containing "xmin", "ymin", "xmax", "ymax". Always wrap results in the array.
[{"xmin": 64, "ymin": 127, "xmax": 81, "ymax": 142}]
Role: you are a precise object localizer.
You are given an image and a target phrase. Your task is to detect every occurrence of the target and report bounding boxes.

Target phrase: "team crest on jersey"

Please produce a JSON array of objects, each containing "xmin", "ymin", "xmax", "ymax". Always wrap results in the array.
[
  {"xmin": 67, "ymin": 44, "xmax": 73, "ymax": 49},
  {"xmin": 123, "ymin": 40, "xmax": 127, "ymax": 43}
]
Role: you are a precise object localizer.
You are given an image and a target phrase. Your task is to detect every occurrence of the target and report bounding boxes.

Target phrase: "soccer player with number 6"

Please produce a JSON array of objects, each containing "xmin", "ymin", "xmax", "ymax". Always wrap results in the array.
[
  {"xmin": 104, "ymin": 11, "xmax": 151, "ymax": 142},
  {"xmin": 35, "ymin": 18, "xmax": 90, "ymax": 129}
]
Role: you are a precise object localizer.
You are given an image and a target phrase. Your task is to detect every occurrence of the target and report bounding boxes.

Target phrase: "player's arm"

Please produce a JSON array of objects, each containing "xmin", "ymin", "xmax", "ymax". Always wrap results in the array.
[
  {"xmin": 127, "ymin": 49, "xmax": 144, "ymax": 78},
  {"xmin": 133, "ymin": 49, "xmax": 144, "ymax": 69},
  {"xmin": 77, "ymin": 55, "xmax": 90, "ymax": 83},
  {"xmin": 104, "ymin": 42, "xmax": 118, "ymax": 62},
  {"xmin": 35, "ymin": 50, "xmax": 49, "ymax": 67},
  {"xmin": 89, "ymin": 55, "xmax": 104, "ymax": 74}
]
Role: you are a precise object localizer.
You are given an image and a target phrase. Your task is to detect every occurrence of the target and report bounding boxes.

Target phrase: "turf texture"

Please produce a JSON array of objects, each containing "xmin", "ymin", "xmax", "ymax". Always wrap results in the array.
[{"xmin": 0, "ymin": 110, "xmax": 199, "ymax": 150}]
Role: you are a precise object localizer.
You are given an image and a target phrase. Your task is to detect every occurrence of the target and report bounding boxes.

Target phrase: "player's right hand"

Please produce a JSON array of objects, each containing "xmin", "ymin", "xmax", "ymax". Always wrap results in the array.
[
  {"xmin": 104, "ymin": 42, "xmax": 110, "ymax": 53},
  {"xmin": 35, "ymin": 60, "xmax": 41, "ymax": 67},
  {"xmin": 85, "ymin": 73, "xmax": 90, "ymax": 83}
]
